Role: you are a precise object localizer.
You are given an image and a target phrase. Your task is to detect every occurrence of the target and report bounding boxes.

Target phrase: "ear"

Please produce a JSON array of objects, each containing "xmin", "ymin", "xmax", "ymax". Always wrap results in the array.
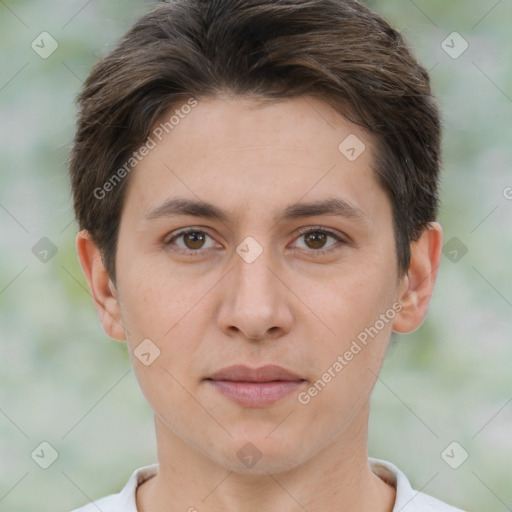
[
  {"xmin": 392, "ymin": 222, "xmax": 443, "ymax": 333},
  {"xmin": 76, "ymin": 229, "xmax": 126, "ymax": 342}
]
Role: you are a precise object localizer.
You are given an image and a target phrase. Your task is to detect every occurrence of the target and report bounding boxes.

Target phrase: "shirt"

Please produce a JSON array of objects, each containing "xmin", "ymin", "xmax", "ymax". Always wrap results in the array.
[{"xmin": 69, "ymin": 457, "xmax": 465, "ymax": 511}]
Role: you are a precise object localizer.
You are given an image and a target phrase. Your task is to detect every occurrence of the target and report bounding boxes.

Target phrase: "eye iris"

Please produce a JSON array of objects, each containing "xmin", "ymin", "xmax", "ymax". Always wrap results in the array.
[
  {"xmin": 305, "ymin": 231, "xmax": 327, "ymax": 249},
  {"xmin": 184, "ymin": 231, "xmax": 205, "ymax": 249}
]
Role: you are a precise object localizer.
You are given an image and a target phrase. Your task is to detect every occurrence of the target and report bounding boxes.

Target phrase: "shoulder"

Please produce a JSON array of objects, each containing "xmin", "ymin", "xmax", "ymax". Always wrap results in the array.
[
  {"xmin": 67, "ymin": 463, "xmax": 159, "ymax": 512},
  {"xmin": 369, "ymin": 457, "xmax": 466, "ymax": 512},
  {"xmin": 403, "ymin": 490, "xmax": 466, "ymax": 511}
]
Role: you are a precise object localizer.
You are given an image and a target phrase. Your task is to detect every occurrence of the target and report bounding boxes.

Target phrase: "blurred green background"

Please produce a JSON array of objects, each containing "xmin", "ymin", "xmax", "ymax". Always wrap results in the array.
[{"xmin": 0, "ymin": 1, "xmax": 511, "ymax": 511}]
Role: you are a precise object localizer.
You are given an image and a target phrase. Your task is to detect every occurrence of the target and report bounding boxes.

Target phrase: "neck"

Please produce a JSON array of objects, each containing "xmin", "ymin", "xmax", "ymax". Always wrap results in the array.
[{"xmin": 137, "ymin": 405, "xmax": 395, "ymax": 512}]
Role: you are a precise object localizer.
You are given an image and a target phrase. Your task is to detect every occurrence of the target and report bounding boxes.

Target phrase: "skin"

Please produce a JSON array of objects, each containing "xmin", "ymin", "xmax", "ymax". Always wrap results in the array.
[{"xmin": 77, "ymin": 94, "xmax": 442, "ymax": 512}]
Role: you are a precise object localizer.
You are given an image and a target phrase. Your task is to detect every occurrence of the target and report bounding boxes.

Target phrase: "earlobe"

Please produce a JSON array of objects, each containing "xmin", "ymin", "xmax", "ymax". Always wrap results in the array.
[
  {"xmin": 392, "ymin": 222, "xmax": 443, "ymax": 334},
  {"xmin": 76, "ymin": 229, "xmax": 126, "ymax": 342}
]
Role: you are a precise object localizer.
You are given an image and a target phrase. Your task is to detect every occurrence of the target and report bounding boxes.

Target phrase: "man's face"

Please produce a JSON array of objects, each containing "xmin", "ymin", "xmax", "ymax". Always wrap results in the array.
[{"xmin": 114, "ymin": 95, "xmax": 404, "ymax": 473}]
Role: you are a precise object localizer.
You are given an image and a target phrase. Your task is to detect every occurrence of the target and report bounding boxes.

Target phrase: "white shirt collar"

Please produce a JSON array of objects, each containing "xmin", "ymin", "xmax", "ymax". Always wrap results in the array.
[{"xmin": 70, "ymin": 458, "xmax": 464, "ymax": 511}]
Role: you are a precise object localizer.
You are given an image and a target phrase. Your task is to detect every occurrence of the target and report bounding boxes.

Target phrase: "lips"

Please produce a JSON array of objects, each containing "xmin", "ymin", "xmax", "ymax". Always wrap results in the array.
[
  {"xmin": 206, "ymin": 364, "xmax": 305, "ymax": 383},
  {"xmin": 205, "ymin": 365, "xmax": 306, "ymax": 407}
]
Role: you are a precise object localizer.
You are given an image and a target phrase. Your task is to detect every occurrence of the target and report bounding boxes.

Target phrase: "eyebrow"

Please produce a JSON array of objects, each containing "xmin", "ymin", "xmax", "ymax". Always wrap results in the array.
[{"xmin": 142, "ymin": 197, "xmax": 368, "ymax": 225}]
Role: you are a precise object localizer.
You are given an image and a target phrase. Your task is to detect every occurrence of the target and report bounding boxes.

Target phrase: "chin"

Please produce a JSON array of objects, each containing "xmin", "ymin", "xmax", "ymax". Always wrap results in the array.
[{"xmin": 211, "ymin": 435, "xmax": 308, "ymax": 475}]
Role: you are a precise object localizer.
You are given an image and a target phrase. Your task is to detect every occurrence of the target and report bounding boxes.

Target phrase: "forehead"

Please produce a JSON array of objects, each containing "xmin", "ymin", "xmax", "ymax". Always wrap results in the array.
[{"xmin": 122, "ymin": 94, "xmax": 387, "ymax": 226}]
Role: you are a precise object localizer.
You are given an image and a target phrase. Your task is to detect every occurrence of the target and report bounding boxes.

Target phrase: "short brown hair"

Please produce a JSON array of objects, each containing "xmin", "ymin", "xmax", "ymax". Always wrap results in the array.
[{"xmin": 69, "ymin": 0, "xmax": 441, "ymax": 283}]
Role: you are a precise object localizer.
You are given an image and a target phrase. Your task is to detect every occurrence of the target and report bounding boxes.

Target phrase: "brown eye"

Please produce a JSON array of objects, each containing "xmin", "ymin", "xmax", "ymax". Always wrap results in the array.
[
  {"xmin": 165, "ymin": 228, "xmax": 218, "ymax": 254},
  {"xmin": 183, "ymin": 231, "xmax": 206, "ymax": 250},
  {"xmin": 303, "ymin": 231, "xmax": 328, "ymax": 249},
  {"xmin": 293, "ymin": 227, "xmax": 346, "ymax": 254}
]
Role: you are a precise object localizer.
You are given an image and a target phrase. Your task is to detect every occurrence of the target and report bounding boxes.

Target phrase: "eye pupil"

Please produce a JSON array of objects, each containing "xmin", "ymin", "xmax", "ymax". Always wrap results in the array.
[
  {"xmin": 184, "ymin": 231, "xmax": 205, "ymax": 249},
  {"xmin": 305, "ymin": 231, "xmax": 327, "ymax": 249}
]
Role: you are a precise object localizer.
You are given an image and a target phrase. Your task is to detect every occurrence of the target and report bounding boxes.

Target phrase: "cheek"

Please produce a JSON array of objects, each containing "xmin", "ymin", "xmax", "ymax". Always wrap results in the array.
[
  {"xmin": 299, "ymin": 319, "xmax": 392, "ymax": 431},
  {"xmin": 118, "ymin": 262, "xmax": 217, "ymax": 372},
  {"xmin": 118, "ymin": 259, "xmax": 210, "ymax": 341},
  {"xmin": 301, "ymin": 260, "xmax": 397, "ymax": 397},
  {"xmin": 119, "ymin": 278, "xmax": 207, "ymax": 419},
  {"xmin": 312, "ymin": 262, "xmax": 397, "ymax": 343}
]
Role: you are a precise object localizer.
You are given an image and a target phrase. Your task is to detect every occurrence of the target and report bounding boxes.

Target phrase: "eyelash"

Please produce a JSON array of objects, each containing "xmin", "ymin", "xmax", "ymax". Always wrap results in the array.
[{"xmin": 164, "ymin": 226, "xmax": 348, "ymax": 257}]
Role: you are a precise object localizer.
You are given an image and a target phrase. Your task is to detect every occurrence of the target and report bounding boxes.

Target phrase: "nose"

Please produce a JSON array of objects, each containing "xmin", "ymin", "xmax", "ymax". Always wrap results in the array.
[{"xmin": 216, "ymin": 240, "xmax": 294, "ymax": 341}]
